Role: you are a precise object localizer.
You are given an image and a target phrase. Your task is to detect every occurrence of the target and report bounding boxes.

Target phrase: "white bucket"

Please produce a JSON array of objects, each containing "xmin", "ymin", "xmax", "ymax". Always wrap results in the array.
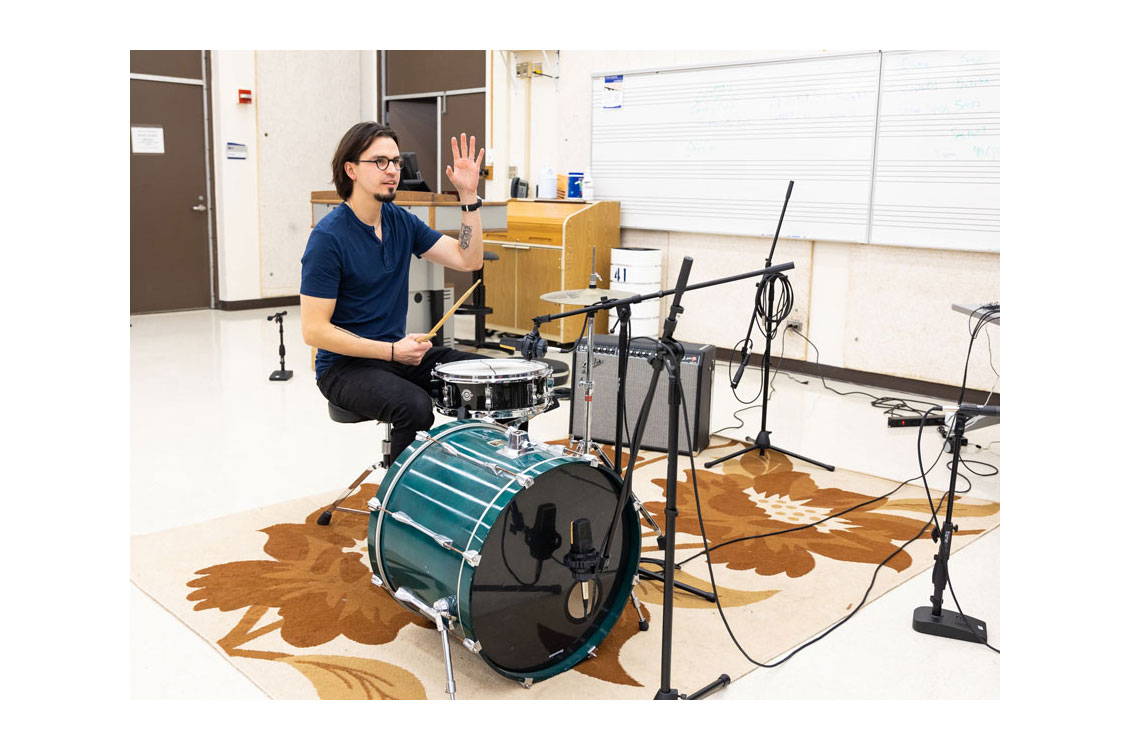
[
  {"xmin": 610, "ymin": 247, "xmax": 663, "ymax": 337},
  {"xmin": 614, "ymin": 315, "xmax": 660, "ymax": 338}
]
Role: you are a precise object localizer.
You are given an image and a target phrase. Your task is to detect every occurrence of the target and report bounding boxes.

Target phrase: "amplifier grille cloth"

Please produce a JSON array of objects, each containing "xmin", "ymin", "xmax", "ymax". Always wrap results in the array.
[{"xmin": 569, "ymin": 337, "xmax": 714, "ymax": 454}]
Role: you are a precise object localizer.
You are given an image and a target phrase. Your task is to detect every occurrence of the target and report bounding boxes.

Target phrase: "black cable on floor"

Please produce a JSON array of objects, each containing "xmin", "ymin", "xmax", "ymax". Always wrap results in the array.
[{"xmin": 674, "ymin": 373, "xmax": 950, "ymax": 668}]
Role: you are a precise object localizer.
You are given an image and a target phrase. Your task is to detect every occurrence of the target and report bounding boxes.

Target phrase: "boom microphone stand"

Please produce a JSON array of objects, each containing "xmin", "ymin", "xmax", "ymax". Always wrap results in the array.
[
  {"xmin": 525, "ymin": 257, "xmax": 794, "ymax": 699},
  {"xmin": 705, "ymin": 182, "xmax": 833, "ymax": 472}
]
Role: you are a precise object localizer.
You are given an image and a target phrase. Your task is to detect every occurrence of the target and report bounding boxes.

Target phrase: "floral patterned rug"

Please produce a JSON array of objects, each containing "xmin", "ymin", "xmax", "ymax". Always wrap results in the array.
[{"xmin": 130, "ymin": 436, "xmax": 999, "ymax": 699}]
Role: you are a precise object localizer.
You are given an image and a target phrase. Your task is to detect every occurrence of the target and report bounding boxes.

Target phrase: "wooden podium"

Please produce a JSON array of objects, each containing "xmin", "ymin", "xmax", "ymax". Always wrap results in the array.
[{"xmin": 482, "ymin": 199, "xmax": 620, "ymax": 342}]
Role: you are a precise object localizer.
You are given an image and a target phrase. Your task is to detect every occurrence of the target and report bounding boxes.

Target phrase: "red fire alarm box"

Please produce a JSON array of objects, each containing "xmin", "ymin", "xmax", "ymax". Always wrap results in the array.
[{"xmin": 238, "ymin": 89, "xmax": 252, "ymax": 104}]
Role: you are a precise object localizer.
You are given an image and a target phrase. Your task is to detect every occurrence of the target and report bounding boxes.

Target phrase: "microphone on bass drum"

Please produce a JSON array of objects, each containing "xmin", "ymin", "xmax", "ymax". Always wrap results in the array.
[{"xmin": 564, "ymin": 517, "xmax": 602, "ymax": 618}]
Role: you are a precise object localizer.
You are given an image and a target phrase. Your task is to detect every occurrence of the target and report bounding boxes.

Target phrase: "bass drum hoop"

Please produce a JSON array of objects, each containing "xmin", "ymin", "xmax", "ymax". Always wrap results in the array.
[{"xmin": 370, "ymin": 420, "xmax": 640, "ymax": 684}]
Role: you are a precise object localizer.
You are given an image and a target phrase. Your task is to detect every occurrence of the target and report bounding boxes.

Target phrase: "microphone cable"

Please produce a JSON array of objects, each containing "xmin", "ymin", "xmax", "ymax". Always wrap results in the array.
[{"xmin": 670, "ymin": 379, "xmax": 1000, "ymax": 666}]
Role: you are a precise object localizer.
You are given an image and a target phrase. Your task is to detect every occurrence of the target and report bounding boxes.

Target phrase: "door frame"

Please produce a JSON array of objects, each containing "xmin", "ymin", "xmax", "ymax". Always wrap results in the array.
[
  {"xmin": 383, "ymin": 87, "xmax": 487, "ymax": 190},
  {"xmin": 129, "ymin": 51, "xmax": 218, "ymax": 309}
]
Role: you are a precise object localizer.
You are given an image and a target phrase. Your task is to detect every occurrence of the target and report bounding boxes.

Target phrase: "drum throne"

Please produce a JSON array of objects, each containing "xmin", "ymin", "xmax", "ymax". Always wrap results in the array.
[{"xmin": 316, "ymin": 403, "xmax": 392, "ymax": 526}]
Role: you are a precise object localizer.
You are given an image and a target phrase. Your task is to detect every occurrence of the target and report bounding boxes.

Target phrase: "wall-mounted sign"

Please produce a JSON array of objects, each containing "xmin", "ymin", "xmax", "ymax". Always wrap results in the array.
[
  {"xmin": 226, "ymin": 142, "xmax": 248, "ymax": 160},
  {"xmin": 602, "ymin": 75, "xmax": 623, "ymax": 109},
  {"xmin": 131, "ymin": 126, "xmax": 165, "ymax": 154}
]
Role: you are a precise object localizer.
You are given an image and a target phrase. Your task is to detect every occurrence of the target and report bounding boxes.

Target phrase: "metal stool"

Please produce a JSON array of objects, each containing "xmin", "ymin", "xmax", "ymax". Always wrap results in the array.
[
  {"xmin": 315, "ymin": 402, "xmax": 392, "ymax": 526},
  {"xmin": 455, "ymin": 251, "xmax": 509, "ymax": 352}
]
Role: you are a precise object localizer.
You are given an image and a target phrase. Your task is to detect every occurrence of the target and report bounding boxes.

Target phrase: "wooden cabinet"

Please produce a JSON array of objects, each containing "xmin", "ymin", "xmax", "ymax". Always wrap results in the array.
[{"xmin": 482, "ymin": 200, "xmax": 620, "ymax": 342}]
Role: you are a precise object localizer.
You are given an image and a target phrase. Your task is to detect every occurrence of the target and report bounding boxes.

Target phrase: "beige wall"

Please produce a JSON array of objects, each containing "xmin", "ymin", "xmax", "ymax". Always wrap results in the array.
[{"xmin": 210, "ymin": 50, "xmax": 370, "ymax": 302}]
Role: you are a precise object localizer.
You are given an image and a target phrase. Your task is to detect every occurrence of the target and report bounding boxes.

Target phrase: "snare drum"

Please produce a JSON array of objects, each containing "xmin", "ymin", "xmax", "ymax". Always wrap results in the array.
[
  {"xmin": 367, "ymin": 419, "xmax": 641, "ymax": 685},
  {"xmin": 432, "ymin": 359, "xmax": 554, "ymax": 419}
]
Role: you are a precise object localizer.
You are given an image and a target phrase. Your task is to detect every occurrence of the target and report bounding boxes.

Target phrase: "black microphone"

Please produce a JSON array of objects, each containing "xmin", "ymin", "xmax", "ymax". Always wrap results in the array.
[
  {"xmin": 957, "ymin": 403, "xmax": 1000, "ymax": 418},
  {"xmin": 267, "ymin": 310, "xmax": 287, "ymax": 321},
  {"xmin": 499, "ymin": 331, "xmax": 548, "ymax": 360},
  {"xmin": 564, "ymin": 518, "xmax": 601, "ymax": 618},
  {"xmin": 731, "ymin": 347, "xmax": 752, "ymax": 388}
]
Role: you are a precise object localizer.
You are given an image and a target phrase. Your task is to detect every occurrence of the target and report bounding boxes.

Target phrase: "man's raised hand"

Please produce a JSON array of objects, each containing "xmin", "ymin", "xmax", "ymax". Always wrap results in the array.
[{"xmin": 445, "ymin": 133, "xmax": 484, "ymax": 200}]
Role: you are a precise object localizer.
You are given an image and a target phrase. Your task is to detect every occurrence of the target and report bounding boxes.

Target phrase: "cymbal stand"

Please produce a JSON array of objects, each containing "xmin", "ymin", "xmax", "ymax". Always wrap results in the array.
[{"xmin": 580, "ymin": 246, "xmax": 602, "ymax": 456}]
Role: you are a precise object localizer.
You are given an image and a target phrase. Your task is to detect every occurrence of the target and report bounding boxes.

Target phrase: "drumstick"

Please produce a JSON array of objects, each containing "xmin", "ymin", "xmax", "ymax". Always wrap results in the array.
[{"xmin": 415, "ymin": 279, "xmax": 481, "ymax": 342}]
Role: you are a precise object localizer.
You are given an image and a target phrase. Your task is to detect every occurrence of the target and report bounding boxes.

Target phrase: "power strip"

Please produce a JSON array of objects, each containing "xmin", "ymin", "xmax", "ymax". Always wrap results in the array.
[{"xmin": 888, "ymin": 415, "xmax": 946, "ymax": 428}]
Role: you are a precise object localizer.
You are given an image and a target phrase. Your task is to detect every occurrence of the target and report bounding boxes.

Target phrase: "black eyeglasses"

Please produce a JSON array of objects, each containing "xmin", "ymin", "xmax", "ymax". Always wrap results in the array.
[{"xmin": 354, "ymin": 156, "xmax": 404, "ymax": 171}]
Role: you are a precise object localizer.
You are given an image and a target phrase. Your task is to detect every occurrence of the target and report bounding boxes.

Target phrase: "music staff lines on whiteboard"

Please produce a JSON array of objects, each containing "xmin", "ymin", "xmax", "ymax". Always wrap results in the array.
[
  {"xmin": 593, "ymin": 119, "xmax": 874, "ymax": 143},
  {"xmin": 594, "ymin": 114, "xmax": 876, "ymax": 129},
  {"xmin": 612, "ymin": 69, "xmax": 879, "ymax": 102},
  {"xmin": 875, "ymin": 161, "xmax": 998, "ymax": 183},
  {"xmin": 882, "ymin": 62, "xmax": 999, "ymax": 91},
  {"xmin": 871, "ymin": 206, "xmax": 999, "ymax": 231},
  {"xmin": 879, "ymin": 114, "xmax": 1000, "ymax": 138},
  {"xmin": 593, "ymin": 162, "xmax": 872, "ymax": 182},
  {"xmin": 612, "ymin": 197, "xmax": 869, "ymax": 225},
  {"xmin": 608, "ymin": 195, "xmax": 869, "ymax": 213}
]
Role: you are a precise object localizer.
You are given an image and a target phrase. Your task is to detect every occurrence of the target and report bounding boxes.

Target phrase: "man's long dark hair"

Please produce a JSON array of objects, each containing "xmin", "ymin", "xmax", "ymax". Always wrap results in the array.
[{"xmin": 331, "ymin": 122, "xmax": 400, "ymax": 200}]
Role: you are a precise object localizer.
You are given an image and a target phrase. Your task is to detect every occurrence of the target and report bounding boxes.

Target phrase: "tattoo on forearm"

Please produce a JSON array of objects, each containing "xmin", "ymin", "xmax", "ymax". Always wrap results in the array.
[{"xmin": 459, "ymin": 223, "xmax": 472, "ymax": 251}]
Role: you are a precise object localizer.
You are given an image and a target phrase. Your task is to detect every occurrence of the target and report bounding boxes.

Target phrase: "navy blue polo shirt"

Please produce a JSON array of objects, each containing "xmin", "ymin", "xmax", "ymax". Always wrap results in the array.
[{"xmin": 300, "ymin": 201, "xmax": 443, "ymax": 380}]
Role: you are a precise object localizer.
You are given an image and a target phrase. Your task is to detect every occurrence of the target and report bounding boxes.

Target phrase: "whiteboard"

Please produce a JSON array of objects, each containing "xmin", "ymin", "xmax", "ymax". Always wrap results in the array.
[
  {"xmin": 590, "ymin": 51, "xmax": 1000, "ymax": 252},
  {"xmin": 870, "ymin": 51, "xmax": 1000, "ymax": 251}
]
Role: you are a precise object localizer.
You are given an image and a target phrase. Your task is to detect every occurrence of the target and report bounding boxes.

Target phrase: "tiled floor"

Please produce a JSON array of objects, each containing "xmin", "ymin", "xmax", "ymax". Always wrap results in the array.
[{"xmin": 130, "ymin": 306, "xmax": 1000, "ymax": 699}]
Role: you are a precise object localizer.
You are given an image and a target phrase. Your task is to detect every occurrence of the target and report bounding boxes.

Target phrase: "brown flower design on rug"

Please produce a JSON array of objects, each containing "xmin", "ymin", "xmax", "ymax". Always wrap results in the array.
[
  {"xmin": 644, "ymin": 446, "xmax": 999, "ymax": 578},
  {"xmin": 185, "ymin": 463, "xmax": 775, "ymax": 694},
  {"xmin": 186, "ymin": 484, "xmax": 429, "ymax": 698}
]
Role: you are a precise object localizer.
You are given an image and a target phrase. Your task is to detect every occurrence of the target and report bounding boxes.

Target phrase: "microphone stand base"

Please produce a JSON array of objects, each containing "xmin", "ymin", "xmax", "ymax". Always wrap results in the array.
[
  {"xmin": 686, "ymin": 674, "xmax": 731, "ymax": 700},
  {"xmin": 912, "ymin": 606, "xmax": 988, "ymax": 644},
  {"xmin": 269, "ymin": 370, "xmax": 293, "ymax": 381},
  {"xmin": 653, "ymin": 674, "xmax": 732, "ymax": 700},
  {"xmin": 704, "ymin": 430, "xmax": 834, "ymax": 472}
]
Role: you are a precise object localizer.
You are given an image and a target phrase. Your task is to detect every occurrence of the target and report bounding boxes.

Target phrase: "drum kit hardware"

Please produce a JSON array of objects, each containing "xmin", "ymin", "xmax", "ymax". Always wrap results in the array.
[{"xmin": 315, "ymin": 240, "xmax": 797, "ymax": 699}]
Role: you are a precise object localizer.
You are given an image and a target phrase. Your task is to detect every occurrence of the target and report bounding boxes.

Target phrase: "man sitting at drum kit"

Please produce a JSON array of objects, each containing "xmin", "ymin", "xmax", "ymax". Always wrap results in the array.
[{"xmin": 300, "ymin": 122, "xmax": 489, "ymax": 462}]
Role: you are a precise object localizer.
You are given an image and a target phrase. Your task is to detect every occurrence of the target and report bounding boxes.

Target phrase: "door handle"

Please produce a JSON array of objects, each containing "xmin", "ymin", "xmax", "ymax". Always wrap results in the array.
[{"xmin": 192, "ymin": 204, "xmax": 207, "ymax": 212}]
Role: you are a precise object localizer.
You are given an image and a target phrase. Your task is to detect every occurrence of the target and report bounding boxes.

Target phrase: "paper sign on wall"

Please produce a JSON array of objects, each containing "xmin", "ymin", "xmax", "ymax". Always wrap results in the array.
[
  {"xmin": 226, "ymin": 142, "xmax": 248, "ymax": 160},
  {"xmin": 602, "ymin": 75, "xmax": 623, "ymax": 109},
  {"xmin": 131, "ymin": 126, "xmax": 165, "ymax": 154}
]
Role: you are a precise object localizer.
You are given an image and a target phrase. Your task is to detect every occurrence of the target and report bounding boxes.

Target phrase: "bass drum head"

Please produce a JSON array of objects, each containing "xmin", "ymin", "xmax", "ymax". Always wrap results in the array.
[{"xmin": 469, "ymin": 461, "xmax": 640, "ymax": 681}]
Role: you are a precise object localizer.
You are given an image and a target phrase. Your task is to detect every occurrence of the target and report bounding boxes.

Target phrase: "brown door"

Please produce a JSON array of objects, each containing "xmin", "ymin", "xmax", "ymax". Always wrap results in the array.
[
  {"xmin": 130, "ymin": 51, "xmax": 213, "ymax": 313},
  {"xmin": 388, "ymin": 98, "xmax": 438, "ymax": 191},
  {"xmin": 439, "ymin": 91, "xmax": 486, "ymax": 194}
]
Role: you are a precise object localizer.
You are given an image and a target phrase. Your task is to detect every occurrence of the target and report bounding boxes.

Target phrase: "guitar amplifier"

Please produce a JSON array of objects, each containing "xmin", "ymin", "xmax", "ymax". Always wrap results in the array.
[{"xmin": 569, "ymin": 335, "xmax": 715, "ymax": 455}]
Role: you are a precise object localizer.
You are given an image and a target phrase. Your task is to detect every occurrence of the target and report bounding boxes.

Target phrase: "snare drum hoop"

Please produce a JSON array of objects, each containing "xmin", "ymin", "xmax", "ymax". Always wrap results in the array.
[{"xmin": 433, "ymin": 359, "xmax": 553, "ymax": 384}]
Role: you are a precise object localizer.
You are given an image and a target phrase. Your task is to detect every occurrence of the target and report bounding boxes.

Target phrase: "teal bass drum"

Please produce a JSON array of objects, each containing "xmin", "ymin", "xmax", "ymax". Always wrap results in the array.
[{"xmin": 368, "ymin": 419, "xmax": 642, "ymax": 684}]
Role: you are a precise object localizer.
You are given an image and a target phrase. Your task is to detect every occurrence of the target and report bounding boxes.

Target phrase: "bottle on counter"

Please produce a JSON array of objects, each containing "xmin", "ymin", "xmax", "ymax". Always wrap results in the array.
[{"xmin": 581, "ymin": 174, "xmax": 594, "ymax": 200}]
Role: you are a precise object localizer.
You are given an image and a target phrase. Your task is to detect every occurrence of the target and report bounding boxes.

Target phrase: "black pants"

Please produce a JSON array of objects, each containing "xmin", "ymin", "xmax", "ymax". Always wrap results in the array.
[{"xmin": 318, "ymin": 347, "xmax": 487, "ymax": 462}]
